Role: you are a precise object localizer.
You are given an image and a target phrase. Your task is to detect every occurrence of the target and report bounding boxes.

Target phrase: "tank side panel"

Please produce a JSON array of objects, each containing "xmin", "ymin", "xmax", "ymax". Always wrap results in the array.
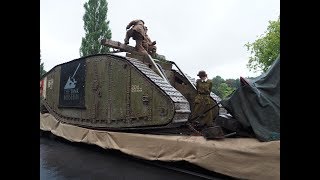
[
  {"xmin": 57, "ymin": 59, "xmax": 86, "ymax": 119},
  {"xmin": 130, "ymin": 69, "xmax": 150, "ymax": 122},
  {"xmin": 127, "ymin": 61, "xmax": 174, "ymax": 126},
  {"xmin": 53, "ymin": 67, "xmax": 61, "ymax": 113},
  {"xmin": 45, "ymin": 66, "xmax": 61, "ymax": 113},
  {"xmin": 79, "ymin": 57, "xmax": 109, "ymax": 125},
  {"xmin": 95, "ymin": 58, "xmax": 109, "ymax": 122},
  {"xmin": 110, "ymin": 59, "xmax": 128, "ymax": 122},
  {"xmin": 42, "ymin": 54, "xmax": 186, "ymax": 129},
  {"xmin": 44, "ymin": 70, "xmax": 54, "ymax": 109},
  {"xmin": 128, "ymin": 67, "xmax": 174, "ymax": 126},
  {"xmin": 151, "ymin": 89, "xmax": 174, "ymax": 125},
  {"xmin": 57, "ymin": 57, "xmax": 109, "ymax": 124},
  {"xmin": 81, "ymin": 58, "xmax": 94, "ymax": 120}
]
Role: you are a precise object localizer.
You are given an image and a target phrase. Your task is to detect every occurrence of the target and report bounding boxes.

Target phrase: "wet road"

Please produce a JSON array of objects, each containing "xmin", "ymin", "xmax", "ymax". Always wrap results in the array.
[{"xmin": 40, "ymin": 132, "xmax": 231, "ymax": 180}]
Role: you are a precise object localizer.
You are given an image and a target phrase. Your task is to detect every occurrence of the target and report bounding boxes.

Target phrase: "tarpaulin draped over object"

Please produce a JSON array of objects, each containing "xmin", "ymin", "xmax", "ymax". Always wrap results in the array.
[
  {"xmin": 221, "ymin": 56, "xmax": 280, "ymax": 142},
  {"xmin": 41, "ymin": 113, "xmax": 280, "ymax": 180}
]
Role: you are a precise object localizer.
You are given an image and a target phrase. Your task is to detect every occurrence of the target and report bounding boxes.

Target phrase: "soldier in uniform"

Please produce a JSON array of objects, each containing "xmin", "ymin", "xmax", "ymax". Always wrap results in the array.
[
  {"xmin": 191, "ymin": 70, "xmax": 215, "ymax": 127},
  {"xmin": 142, "ymin": 26, "xmax": 156, "ymax": 55},
  {"xmin": 142, "ymin": 26, "xmax": 167, "ymax": 61},
  {"xmin": 124, "ymin": 19, "xmax": 147, "ymax": 53}
]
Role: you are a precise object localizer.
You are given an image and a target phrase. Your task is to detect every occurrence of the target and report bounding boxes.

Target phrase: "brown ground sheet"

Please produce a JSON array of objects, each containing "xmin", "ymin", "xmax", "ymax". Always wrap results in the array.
[{"xmin": 41, "ymin": 113, "xmax": 279, "ymax": 180}]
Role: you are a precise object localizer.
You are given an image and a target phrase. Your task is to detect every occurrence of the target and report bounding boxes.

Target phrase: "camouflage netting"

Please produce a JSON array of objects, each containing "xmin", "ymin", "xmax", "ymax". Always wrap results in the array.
[{"xmin": 221, "ymin": 56, "xmax": 280, "ymax": 142}]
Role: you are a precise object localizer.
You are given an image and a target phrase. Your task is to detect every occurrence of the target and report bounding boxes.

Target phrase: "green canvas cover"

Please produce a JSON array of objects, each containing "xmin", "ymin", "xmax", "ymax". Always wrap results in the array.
[{"xmin": 221, "ymin": 56, "xmax": 280, "ymax": 142}]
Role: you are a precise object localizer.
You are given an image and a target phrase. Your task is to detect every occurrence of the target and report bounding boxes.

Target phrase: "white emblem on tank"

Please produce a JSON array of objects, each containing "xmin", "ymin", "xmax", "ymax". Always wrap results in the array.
[{"xmin": 64, "ymin": 63, "xmax": 81, "ymax": 90}]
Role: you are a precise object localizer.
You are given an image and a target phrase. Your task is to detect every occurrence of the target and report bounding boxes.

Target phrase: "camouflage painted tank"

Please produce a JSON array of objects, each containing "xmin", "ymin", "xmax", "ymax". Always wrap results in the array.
[{"xmin": 40, "ymin": 40, "xmax": 220, "ymax": 131}]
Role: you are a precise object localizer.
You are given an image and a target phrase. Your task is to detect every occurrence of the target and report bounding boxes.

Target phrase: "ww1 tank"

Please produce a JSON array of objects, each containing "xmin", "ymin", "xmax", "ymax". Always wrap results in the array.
[{"xmin": 40, "ymin": 39, "xmax": 223, "ymax": 137}]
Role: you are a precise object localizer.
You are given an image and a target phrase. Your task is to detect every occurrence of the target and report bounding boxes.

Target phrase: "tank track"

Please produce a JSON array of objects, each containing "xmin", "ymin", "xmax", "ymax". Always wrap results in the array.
[
  {"xmin": 41, "ymin": 54, "xmax": 191, "ymax": 131},
  {"xmin": 126, "ymin": 57, "xmax": 191, "ymax": 121}
]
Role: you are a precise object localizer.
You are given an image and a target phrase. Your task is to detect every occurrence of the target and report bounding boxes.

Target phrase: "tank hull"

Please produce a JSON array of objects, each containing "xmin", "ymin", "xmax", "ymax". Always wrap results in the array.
[{"xmin": 40, "ymin": 54, "xmax": 191, "ymax": 130}]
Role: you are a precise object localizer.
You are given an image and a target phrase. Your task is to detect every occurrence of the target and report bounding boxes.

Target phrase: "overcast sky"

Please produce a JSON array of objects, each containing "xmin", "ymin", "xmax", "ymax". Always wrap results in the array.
[{"xmin": 40, "ymin": 0, "xmax": 279, "ymax": 80}]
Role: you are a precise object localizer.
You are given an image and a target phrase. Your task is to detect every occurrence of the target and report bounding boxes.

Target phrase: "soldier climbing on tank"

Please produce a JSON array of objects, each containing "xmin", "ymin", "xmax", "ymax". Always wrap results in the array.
[
  {"xmin": 124, "ymin": 19, "xmax": 148, "ymax": 54},
  {"xmin": 191, "ymin": 70, "xmax": 215, "ymax": 127},
  {"xmin": 142, "ymin": 26, "xmax": 157, "ymax": 55},
  {"xmin": 143, "ymin": 26, "xmax": 166, "ymax": 61}
]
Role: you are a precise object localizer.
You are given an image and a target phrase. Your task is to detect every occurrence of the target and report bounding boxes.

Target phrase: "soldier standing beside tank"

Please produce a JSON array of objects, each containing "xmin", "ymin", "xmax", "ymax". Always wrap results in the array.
[
  {"xmin": 192, "ymin": 71, "xmax": 215, "ymax": 127},
  {"xmin": 124, "ymin": 19, "xmax": 147, "ymax": 54}
]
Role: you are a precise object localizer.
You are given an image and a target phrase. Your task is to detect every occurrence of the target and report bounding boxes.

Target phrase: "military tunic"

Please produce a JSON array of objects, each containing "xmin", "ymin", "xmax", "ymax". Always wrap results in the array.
[
  {"xmin": 126, "ymin": 20, "xmax": 145, "ymax": 38},
  {"xmin": 192, "ymin": 79, "xmax": 215, "ymax": 127},
  {"xmin": 124, "ymin": 20, "xmax": 147, "ymax": 53},
  {"xmin": 142, "ymin": 33, "xmax": 157, "ymax": 55}
]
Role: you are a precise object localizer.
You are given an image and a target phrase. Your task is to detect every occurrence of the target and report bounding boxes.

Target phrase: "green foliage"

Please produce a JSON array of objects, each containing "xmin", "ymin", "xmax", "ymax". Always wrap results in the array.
[
  {"xmin": 218, "ymin": 83, "xmax": 235, "ymax": 99},
  {"xmin": 225, "ymin": 78, "xmax": 240, "ymax": 89},
  {"xmin": 245, "ymin": 16, "xmax": 280, "ymax": 72},
  {"xmin": 40, "ymin": 49, "xmax": 46, "ymax": 78},
  {"xmin": 80, "ymin": 0, "xmax": 112, "ymax": 57},
  {"xmin": 211, "ymin": 76, "xmax": 237, "ymax": 99},
  {"xmin": 211, "ymin": 76, "xmax": 225, "ymax": 98}
]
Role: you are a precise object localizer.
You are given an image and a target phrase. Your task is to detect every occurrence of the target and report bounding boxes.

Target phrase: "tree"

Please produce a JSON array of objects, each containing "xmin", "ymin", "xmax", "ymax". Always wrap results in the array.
[
  {"xmin": 211, "ymin": 76, "xmax": 225, "ymax": 98},
  {"xmin": 245, "ymin": 16, "xmax": 280, "ymax": 72},
  {"xmin": 218, "ymin": 83, "xmax": 235, "ymax": 99},
  {"xmin": 211, "ymin": 76, "xmax": 239, "ymax": 99},
  {"xmin": 225, "ymin": 78, "xmax": 240, "ymax": 89},
  {"xmin": 40, "ymin": 49, "xmax": 46, "ymax": 78},
  {"xmin": 80, "ymin": 0, "xmax": 112, "ymax": 57}
]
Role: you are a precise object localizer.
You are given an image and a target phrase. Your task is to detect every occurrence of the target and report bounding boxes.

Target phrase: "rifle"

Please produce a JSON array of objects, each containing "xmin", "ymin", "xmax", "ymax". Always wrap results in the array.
[{"xmin": 189, "ymin": 102, "xmax": 221, "ymax": 122}]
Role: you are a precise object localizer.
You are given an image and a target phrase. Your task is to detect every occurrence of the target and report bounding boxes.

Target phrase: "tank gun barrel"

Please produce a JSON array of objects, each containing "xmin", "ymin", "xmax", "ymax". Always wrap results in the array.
[
  {"xmin": 101, "ymin": 39, "xmax": 141, "ymax": 55},
  {"xmin": 101, "ymin": 38, "xmax": 169, "ymax": 84}
]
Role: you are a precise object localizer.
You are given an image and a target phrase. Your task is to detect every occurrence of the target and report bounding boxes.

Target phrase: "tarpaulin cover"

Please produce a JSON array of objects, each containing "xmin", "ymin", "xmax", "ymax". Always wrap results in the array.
[
  {"xmin": 221, "ymin": 56, "xmax": 280, "ymax": 142},
  {"xmin": 40, "ymin": 113, "xmax": 280, "ymax": 180}
]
